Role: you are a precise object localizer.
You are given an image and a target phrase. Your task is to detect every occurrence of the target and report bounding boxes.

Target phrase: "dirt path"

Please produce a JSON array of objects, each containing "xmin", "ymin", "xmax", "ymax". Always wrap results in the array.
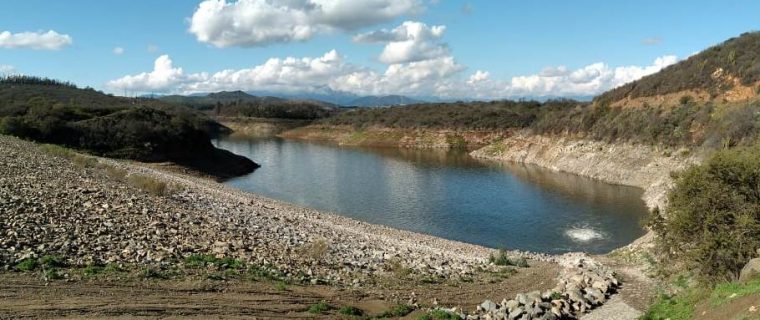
[
  {"xmin": 581, "ymin": 255, "xmax": 657, "ymax": 320},
  {"xmin": 0, "ymin": 262, "xmax": 559, "ymax": 319}
]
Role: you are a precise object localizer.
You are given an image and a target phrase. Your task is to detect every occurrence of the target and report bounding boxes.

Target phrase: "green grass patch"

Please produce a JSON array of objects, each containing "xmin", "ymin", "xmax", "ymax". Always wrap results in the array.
[
  {"xmin": 378, "ymin": 304, "xmax": 415, "ymax": 318},
  {"xmin": 15, "ymin": 258, "xmax": 39, "ymax": 272},
  {"xmin": 710, "ymin": 277, "xmax": 760, "ymax": 306},
  {"xmin": 338, "ymin": 306, "xmax": 364, "ymax": 316},
  {"xmin": 308, "ymin": 301, "xmax": 331, "ymax": 314},
  {"xmin": 418, "ymin": 309, "xmax": 462, "ymax": 320},
  {"xmin": 641, "ymin": 290, "xmax": 704, "ymax": 320},
  {"xmin": 275, "ymin": 281, "xmax": 288, "ymax": 291}
]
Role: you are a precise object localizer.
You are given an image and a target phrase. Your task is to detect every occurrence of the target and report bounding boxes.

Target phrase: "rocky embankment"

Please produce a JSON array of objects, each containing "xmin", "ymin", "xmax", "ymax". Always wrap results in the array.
[
  {"xmin": 280, "ymin": 125, "xmax": 507, "ymax": 149},
  {"xmin": 0, "ymin": 135, "xmax": 497, "ymax": 285},
  {"xmin": 471, "ymin": 133, "xmax": 700, "ymax": 210},
  {"xmin": 443, "ymin": 254, "xmax": 620, "ymax": 320},
  {"xmin": 217, "ymin": 117, "xmax": 312, "ymax": 138}
]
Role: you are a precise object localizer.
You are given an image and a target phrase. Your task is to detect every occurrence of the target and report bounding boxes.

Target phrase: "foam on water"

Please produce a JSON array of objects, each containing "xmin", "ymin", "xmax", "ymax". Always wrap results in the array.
[{"xmin": 565, "ymin": 227, "xmax": 606, "ymax": 242}]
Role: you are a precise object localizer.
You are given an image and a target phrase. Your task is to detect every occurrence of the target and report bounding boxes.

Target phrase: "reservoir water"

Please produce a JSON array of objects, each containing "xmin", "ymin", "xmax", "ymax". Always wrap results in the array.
[{"xmin": 213, "ymin": 136, "xmax": 649, "ymax": 254}]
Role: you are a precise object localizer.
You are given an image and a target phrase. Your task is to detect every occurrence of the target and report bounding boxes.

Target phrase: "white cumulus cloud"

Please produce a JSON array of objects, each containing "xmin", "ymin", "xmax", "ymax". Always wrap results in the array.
[
  {"xmin": 107, "ymin": 50, "xmax": 466, "ymax": 96},
  {"xmin": 0, "ymin": 30, "xmax": 72, "ymax": 50},
  {"xmin": 108, "ymin": 55, "xmax": 197, "ymax": 92},
  {"xmin": 467, "ymin": 70, "xmax": 489, "ymax": 85},
  {"xmin": 501, "ymin": 55, "xmax": 679, "ymax": 97},
  {"xmin": 113, "ymin": 47, "xmax": 125, "ymax": 55},
  {"xmin": 189, "ymin": 0, "xmax": 423, "ymax": 47},
  {"xmin": 107, "ymin": 50, "xmax": 678, "ymax": 100},
  {"xmin": 354, "ymin": 21, "xmax": 448, "ymax": 64}
]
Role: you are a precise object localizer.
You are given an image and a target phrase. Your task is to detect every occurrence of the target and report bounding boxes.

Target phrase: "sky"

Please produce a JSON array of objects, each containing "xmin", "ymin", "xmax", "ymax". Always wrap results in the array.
[{"xmin": 1, "ymin": 0, "xmax": 759, "ymax": 99}]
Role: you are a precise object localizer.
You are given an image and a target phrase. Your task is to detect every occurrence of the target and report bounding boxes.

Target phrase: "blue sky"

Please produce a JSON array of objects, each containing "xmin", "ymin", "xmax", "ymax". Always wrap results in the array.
[{"xmin": 1, "ymin": 0, "xmax": 758, "ymax": 98}]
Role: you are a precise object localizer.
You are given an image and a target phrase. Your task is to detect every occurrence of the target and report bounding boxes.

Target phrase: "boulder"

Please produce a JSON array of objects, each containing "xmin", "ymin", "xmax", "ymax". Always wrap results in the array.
[{"xmin": 740, "ymin": 257, "xmax": 760, "ymax": 282}]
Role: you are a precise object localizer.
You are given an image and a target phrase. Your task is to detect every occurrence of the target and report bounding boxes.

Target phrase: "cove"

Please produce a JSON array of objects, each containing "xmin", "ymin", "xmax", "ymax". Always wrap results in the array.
[{"xmin": 213, "ymin": 136, "xmax": 648, "ymax": 254}]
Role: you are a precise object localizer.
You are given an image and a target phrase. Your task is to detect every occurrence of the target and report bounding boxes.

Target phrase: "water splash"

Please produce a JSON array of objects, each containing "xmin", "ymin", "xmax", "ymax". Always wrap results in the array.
[{"xmin": 565, "ymin": 226, "xmax": 606, "ymax": 242}]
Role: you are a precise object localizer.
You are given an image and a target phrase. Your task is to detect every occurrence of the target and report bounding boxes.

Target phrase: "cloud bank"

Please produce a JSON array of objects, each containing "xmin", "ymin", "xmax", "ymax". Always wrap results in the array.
[
  {"xmin": 108, "ymin": 51, "xmax": 678, "ymax": 99},
  {"xmin": 189, "ymin": 0, "xmax": 423, "ymax": 47},
  {"xmin": 0, "ymin": 30, "xmax": 72, "ymax": 50}
]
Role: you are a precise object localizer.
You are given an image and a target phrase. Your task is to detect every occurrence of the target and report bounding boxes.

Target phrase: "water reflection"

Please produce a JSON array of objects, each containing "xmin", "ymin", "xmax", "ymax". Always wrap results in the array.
[{"xmin": 213, "ymin": 137, "xmax": 648, "ymax": 254}]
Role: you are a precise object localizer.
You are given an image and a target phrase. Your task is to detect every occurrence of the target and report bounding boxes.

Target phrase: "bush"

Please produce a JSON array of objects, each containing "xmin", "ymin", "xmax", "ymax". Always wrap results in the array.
[
  {"xmin": 418, "ymin": 310, "xmax": 462, "ymax": 320},
  {"xmin": 15, "ymin": 258, "xmax": 38, "ymax": 271},
  {"xmin": 378, "ymin": 304, "xmax": 415, "ymax": 318},
  {"xmin": 338, "ymin": 306, "xmax": 364, "ymax": 316},
  {"xmin": 488, "ymin": 249, "xmax": 529, "ymax": 267},
  {"xmin": 654, "ymin": 143, "xmax": 760, "ymax": 282},
  {"xmin": 308, "ymin": 301, "xmax": 330, "ymax": 314}
]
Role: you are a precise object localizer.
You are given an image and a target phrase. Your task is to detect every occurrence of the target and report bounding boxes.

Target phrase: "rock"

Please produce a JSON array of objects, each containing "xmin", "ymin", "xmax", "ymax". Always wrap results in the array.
[
  {"xmin": 480, "ymin": 300, "xmax": 497, "ymax": 312},
  {"xmin": 503, "ymin": 299, "xmax": 520, "ymax": 312},
  {"xmin": 740, "ymin": 257, "xmax": 760, "ymax": 282},
  {"xmin": 508, "ymin": 307, "xmax": 524, "ymax": 320}
]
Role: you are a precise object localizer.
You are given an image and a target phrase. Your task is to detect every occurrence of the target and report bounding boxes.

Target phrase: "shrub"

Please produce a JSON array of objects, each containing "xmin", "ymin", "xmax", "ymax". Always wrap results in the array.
[
  {"xmin": 308, "ymin": 301, "xmax": 331, "ymax": 314},
  {"xmin": 127, "ymin": 174, "xmax": 169, "ymax": 196},
  {"xmin": 418, "ymin": 309, "xmax": 462, "ymax": 320},
  {"xmin": 338, "ymin": 306, "xmax": 364, "ymax": 316},
  {"xmin": 378, "ymin": 304, "xmax": 415, "ymax": 318},
  {"xmin": 15, "ymin": 258, "xmax": 38, "ymax": 271},
  {"xmin": 39, "ymin": 255, "xmax": 66, "ymax": 268},
  {"xmin": 654, "ymin": 143, "xmax": 760, "ymax": 282},
  {"xmin": 488, "ymin": 249, "xmax": 529, "ymax": 267}
]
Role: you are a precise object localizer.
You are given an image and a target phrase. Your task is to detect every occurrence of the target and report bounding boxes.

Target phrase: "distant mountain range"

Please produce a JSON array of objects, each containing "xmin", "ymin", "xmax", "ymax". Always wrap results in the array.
[{"xmin": 144, "ymin": 90, "xmax": 594, "ymax": 107}]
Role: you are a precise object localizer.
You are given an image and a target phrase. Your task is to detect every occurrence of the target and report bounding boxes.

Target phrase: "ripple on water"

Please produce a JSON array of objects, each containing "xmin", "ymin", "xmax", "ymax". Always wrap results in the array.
[{"xmin": 565, "ymin": 226, "xmax": 606, "ymax": 243}]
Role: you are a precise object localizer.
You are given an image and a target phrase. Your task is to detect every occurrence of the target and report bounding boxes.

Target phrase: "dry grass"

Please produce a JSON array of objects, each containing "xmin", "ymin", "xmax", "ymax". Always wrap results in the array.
[
  {"xmin": 102, "ymin": 165, "xmax": 128, "ymax": 181},
  {"xmin": 127, "ymin": 174, "xmax": 169, "ymax": 196},
  {"xmin": 40, "ymin": 144, "xmax": 97, "ymax": 168},
  {"xmin": 302, "ymin": 239, "xmax": 329, "ymax": 261}
]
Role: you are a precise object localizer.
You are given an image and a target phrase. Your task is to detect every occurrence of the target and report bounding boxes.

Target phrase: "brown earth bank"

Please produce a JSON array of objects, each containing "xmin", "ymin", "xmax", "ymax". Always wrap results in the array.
[
  {"xmin": 217, "ymin": 117, "xmax": 314, "ymax": 138},
  {"xmin": 279, "ymin": 125, "xmax": 508, "ymax": 149},
  {"xmin": 0, "ymin": 134, "xmax": 634, "ymax": 319}
]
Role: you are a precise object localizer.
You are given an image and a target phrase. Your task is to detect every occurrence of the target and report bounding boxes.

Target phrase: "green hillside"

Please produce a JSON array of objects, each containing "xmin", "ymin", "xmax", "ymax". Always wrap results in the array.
[
  {"xmin": 160, "ymin": 91, "xmax": 339, "ymax": 120},
  {"xmin": 597, "ymin": 31, "xmax": 760, "ymax": 105},
  {"xmin": 0, "ymin": 76, "xmax": 258, "ymax": 178}
]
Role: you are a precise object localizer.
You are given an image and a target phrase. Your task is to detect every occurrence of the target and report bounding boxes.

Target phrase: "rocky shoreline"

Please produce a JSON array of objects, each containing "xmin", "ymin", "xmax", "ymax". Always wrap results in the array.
[
  {"xmin": 1, "ymin": 134, "xmax": 629, "ymax": 319},
  {"xmin": 470, "ymin": 133, "xmax": 700, "ymax": 211}
]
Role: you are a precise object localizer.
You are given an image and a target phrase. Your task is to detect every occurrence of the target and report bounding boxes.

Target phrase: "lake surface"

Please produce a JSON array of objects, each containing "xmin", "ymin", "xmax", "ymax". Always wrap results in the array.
[{"xmin": 213, "ymin": 136, "xmax": 649, "ymax": 254}]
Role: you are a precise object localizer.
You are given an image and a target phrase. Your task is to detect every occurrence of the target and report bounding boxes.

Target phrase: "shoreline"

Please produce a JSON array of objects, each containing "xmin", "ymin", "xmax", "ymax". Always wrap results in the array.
[{"xmin": 0, "ymin": 134, "xmax": 643, "ymax": 318}]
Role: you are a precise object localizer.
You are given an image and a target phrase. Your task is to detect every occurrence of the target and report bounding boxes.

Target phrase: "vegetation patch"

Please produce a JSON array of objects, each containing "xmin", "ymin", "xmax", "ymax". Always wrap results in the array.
[
  {"xmin": 338, "ymin": 306, "xmax": 364, "ymax": 316},
  {"xmin": 307, "ymin": 301, "xmax": 331, "ymax": 314},
  {"xmin": 127, "ymin": 174, "xmax": 169, "ymax": 196},
  {"xmin": 377, "ymin": 304, "xmax": 415, "ymax": 318},
  {"xmin": 488, "ymin": 249, "xmax": 529, "ymax": 267},
  {"xmin": 652, "ymin": 142, "xmax": 760, "ymax": 282},
  {"xmin": 418, "ymin": 309, "xmax": 463, "ymax": 320}
]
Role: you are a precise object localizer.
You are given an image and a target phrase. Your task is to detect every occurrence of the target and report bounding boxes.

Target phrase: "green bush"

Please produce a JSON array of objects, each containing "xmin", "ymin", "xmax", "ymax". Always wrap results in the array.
[
  {"xmin": 15, "ymin": 258, "xmax": 38, "ymax": 271},
  {"xmin": 378, "ymin": 304, "xmax": 415, "ymax": 318},
  {"xmin": 418, "ymin": 310, "xmax": 462, "ymax": 320},
  {"xmin": 307, "ymin": 301, "xmax": 331, "ymax": 314},
  {"xmin": 488, "ymin": 249, "xmax": 529, "ymax": 267},
  {"xmin": 338, "ymin": 306, "xmax": 364, "ymax": 316},
  {"xmin": 654, "ymin": 143, "xmax": 760, "ymax": 282}
]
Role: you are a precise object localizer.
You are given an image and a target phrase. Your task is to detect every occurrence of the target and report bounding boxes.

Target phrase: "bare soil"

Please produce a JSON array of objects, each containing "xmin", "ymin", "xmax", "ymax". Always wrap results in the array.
[{"xmin": 0, "ymin": 261, "xmax": 559, "ymax": 319}]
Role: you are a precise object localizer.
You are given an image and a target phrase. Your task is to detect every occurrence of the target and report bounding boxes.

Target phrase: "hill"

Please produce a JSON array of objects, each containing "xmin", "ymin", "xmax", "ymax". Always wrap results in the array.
[
  {"xmin": 597, "ymin": 31, "xmax": 760, "ymax": 106},
  {"xmin": 0, "ymin": 76, "xmax": 258, "ymax": 179},
  {"xmin": 159, "ymin": 91, "xmax": 339, "ymax": 120},
  {"xmin": 348, "ymin": 95, "xmax": 423, "ymax": 107}
]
